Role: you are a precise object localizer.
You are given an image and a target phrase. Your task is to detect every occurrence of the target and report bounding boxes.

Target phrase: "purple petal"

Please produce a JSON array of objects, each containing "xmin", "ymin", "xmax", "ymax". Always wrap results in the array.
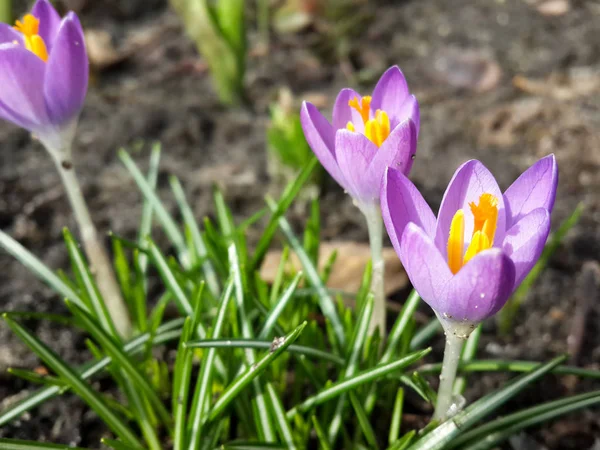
[
  {"xmin": 44, "ymin": 13, "xmax": 88, "ymax": 126},
  {"xmin": 371, "ymin": 66, "xmax": 410, "ymax": 118},
  {"xmin": 0, "ymin": 24, "xmax": 23, "ymax": 45},
  {"xmin": 300, "ymin": 101, "xmax": 346, "ymax": 187},
  {"xmin": 400, "ymin": 223, "xmax": 453, "ymax": 312},
  {"xmin": 368, "ymin": 119, "xmax": 417, "ymax": 182},
  {"xmin": 394, "ymin": 95, "xmax": 420, "ymax": 135},
  {"xmin": 444, "ymin": 249, "xmax": 515, "ymax": 323},
  {"xmin": 503, "ymin": 154, "xmax": 558, "ymax": 228},
  {"xmin": 0, "ymin": 44, "xmax": 49, "ymax": 130},
  {"xmin": 334, "ymin": 129, "xmax": 378, "ymax": 200},
  {"xmin": 332, "ymin": 88, "xmax": 365, "ymax": 132},
  {"xmin": 381, "ymin": 167, "xmax": 436, "ymax": 259},
  {"xmin": 434, "ymin": 160, "xmax": 506, "ymax": 258},
  {"xmin": 502, "ymin": 208, "xmax": 550, "ymax": 289},
  {"xmin": 32, "ymin": 0, "xmax": 62, "ymax": 52}
]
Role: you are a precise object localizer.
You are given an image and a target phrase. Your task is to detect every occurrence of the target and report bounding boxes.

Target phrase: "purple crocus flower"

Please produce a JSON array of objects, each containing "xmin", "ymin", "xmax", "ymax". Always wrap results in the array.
[
  {"xmin": 0, "ymin": 0, "xmax": 88, "ymax": 154},
  {"xmin": 381, "ymin": 155, "xmax": 558, "ymax": 328},
  {"xmin": 300, "ymin": 66, "xmax": 419, "ymax": 205}
]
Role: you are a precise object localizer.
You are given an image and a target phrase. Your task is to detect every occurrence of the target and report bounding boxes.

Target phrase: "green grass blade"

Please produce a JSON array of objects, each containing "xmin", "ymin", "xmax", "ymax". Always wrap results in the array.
[
  {"xmin": 417, "ymin": 359, "xmax": 600, "ymax": 379},
  {"xmin": 118, "ymin": 149, "xmax": 189, "ymax": 266},
  {"xmin": 268, "ymin": 246, "xmax": 290, "ymax": 308},
  {"xmin": 286, "ymin": 348, "xmax": 431, "ymax": 418},
  {"xmin": 63, "ymin": 228, "xmax": 118, "ymax": 337},
  {"xmin": 451, "ymin": 389, "xmax": 600, "ymax": 448},
  {"xmin": 303, "ymin": 198, "xmax": 320, "ymax": 265},
  {"xmin": 251, "ymin": 157, "xmax": 318, "ymax": 271},
  {"xmin": 0, "ymin": 319, "xmax": 185, "ymax": 427},
  {"xmin": 6, "ymin": 368, "xmax": 66, "ymax": 388},
  {"xmin": 267, "ymin": 198, "xmax": 345, "ymax": 349},
  {"xmin": 328, "ymin": 295, "xmax": 374, "ymax": 442},
  {"xmin": 409, "ymin": 320, "xmax": 441, "ymax": 351},
  {"xmin": 389, "ymin": 431, "xmax": 416, "ymax": 450},
  {"xmin": 101, "ymin": 439, "xmax": 143, "ymax": 450},
  {"xmin": 0, "ymin": 439, "xmax": 92, "ymax": 450},
  {"xmin": 389, "ymin": 388, "xmax": 405, "ymax": 446},
  {"xmin": 173, "ymin": 318, "xmax": 195, "ymax": 450},
  {"xmin": 187, "ymin": 279, "xmax": 234, "ymax": 450},
  {"xmin": 185, "ymin": 339, "xmax": 343, "ymax": 365},
  {"xmin": 0, "ymin": 230, "xmax": 87, "ymax": 311},
  {"xmin": 312, "ymin": 415, "xmax": 332, "ymax": 450},
  {"xmin": 349, "ymin": 392, "xmax": 379, "ymax": 450},
  {"xmin": 228, "ymin": 242, "xmax": 276, "ymax": 441},
  {"xmin": 208, "ymin": 322, "xmax": 307, "ymax": 422},
  {"xmin": 137, "ymin": 142, "xmax": 161, "ymax": 275},
  {"xmin": 454, "ymin": 390, "xmax": 600, "ymax": 450},
  {"xmin": 2, "ymin": 315, "xmax": 143, "ymax": 448},
  {"xmin": 170, "ymin": 175, "xmax": 220, "ymax": 297},
  {"xmin": 364, "ymin": 290, "xmax": 421, "ymax": 415},
  {"xmin": 121, "ymin": 377, "xmax": 162, "ymax": 450},
  {"xmin": 258, "ymin": 272, "xmax": 302, "ymax": 339},
  {"xmin": 266, "ymin": 382, "xmax": 297, "ymax": 450},
  {"xmin": 64, "ymin": 301, "xmax": 173, "ymax": 431},
  {"xmin": 146, "ymin": 237, "xmax": 193, "ymax": 316},
  {"xmin": 407, "ymin": 355, "xmax": 567, "ymax": 450},
  {"xmin": 382, "ymin": 290, "xmax": 421, "ymax": 364}
]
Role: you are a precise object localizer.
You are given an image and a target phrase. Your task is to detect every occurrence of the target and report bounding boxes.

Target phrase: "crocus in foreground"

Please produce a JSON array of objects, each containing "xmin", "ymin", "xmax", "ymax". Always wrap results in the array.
[
  {"xmin": 381, "ymin": 154, "xmax": 558, "ymax": 419},
  {"xmin": 0, "ymin": 0, "xmax": 88, "ymax": 157},
  {"xmin": 0, "ymin": 1, "xmax": 131, "ymax": 337},
  {"xmin": 301, "ymin": 66, "xmax": 420, "ymax": 336}
]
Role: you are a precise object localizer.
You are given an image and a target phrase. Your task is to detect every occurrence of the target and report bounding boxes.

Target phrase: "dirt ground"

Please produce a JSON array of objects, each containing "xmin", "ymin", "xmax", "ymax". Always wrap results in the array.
[{"xmin": 1, "ymin": 0, "xmax": 600, "ymax": 447}]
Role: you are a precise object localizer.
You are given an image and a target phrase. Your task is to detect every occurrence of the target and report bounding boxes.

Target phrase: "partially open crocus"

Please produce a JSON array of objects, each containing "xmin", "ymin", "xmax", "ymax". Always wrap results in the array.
[
  {"xmin": 300, "ymin": 66, "xmax": 420, "ymax": 336},
  {"xmin": 381, "ymin": 155, "xmax": 558, "ymax": 331},
  {"xmin": 0, "ymin": 0, "xmax": 88, "ymax": 156},
  {"xmin": 300, "ymin": 66, "xmax": 419, "ymax": 204}
]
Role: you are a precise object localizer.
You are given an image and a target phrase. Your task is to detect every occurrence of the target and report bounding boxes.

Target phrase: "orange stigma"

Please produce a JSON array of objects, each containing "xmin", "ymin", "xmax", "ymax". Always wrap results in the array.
[
  {"xmin": 348, "ymin": 95, "xmax": 371, "ymax": 123},
  {"xmin": 346, "ymin": 96, "xmax": 391, "ymax": 147},
  {"xmin": 447, "ymin": 193, "xmax": 499, "ymax": 274},
  {"xmin": 14, "ymin": 14, "xmax": 48, "ymax": 62}
]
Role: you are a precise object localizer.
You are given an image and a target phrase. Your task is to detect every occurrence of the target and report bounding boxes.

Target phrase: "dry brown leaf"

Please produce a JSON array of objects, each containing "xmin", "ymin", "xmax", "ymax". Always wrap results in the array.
[
  {"xmin": 536, "ymin": 0, "xmax": 570, "ymax": 17},
  {"xmin": 260, "ymin": 240, "xmax": 408, "ymax": 296},
  {"xmin": 85, "ymin": 29, "xmax": 130, "ymax": 70},
  {"xmin": 513, "ymin": 71, "xmax": 600, "ymax": 100}
]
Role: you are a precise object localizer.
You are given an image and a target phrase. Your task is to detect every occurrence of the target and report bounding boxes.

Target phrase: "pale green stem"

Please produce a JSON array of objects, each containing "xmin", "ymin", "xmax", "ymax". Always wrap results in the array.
[
  {"xmin": 360, "ymin": 202, "xmax": 386, "ymax": 337},
  {"xmin": 433, "ymin": 330, "xmax": 465, "ymax": 420},
  {"xmin": 0, "ymin": 0, "xmax": 11, "ymax": 24},
  {"xmin": 51, "ymin": 153, "xmax": 132, "ymax": 338}
]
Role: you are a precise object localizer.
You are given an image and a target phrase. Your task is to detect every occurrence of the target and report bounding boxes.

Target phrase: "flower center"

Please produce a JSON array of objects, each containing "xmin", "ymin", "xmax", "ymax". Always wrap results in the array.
[
  {"xmin": 14, "ymin": 14, "xmax": 48, "ymax": 62},
  {"xmin": 346, "ymin": 96, "xmax": 391, "ymax": 147},
  {"xmin": 447, "ymin": 193, "xmax": 499, "ymax": 274}
]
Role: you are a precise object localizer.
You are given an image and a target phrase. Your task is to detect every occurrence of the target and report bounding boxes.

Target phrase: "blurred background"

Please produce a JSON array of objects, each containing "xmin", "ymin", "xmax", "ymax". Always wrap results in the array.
[{"xmin": 0, "ymin": 0, "xmax": 599, "ymax": 446}]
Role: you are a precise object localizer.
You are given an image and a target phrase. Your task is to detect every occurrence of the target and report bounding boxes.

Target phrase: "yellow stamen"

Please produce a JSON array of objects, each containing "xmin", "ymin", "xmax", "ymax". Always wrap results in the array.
[
  {"xmin": 28, "ymin": 35, "xmax": 48, "ymax": 62},
  {"xmin": 346, "ymin": 121, "xmax": 355, "ymax": 132},
  {"xmin": 364, "ymin": 109, "xmax": 391, "ymax": 147},
  {"xmin": 446, "ymin": 193, "xmax": 499, "ymax": 273},
  {"xmin": 13, "ymin": 14, "xmax": 48, "ymax": 62},
  {"xmin": 348, "ymin": 95, "xmax": 372, "ymax": 124},
  {"xmin": 463, "ymin": 231, "xmax": 491, "ymax": 264},
  {"xmin": 447, "ymin": 209, "xmax": 465, "ymax": 275}
]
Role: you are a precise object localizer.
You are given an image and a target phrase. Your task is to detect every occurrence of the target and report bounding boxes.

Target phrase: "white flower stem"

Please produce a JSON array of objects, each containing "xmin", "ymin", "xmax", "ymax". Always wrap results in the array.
[
  {"xmin": 361, "ymin": 202, "xmax": 386, "ymax": 337},
  {"xmin": 52, "ymin": 154, "xmax": 132, "ymax": 338},
  {"xmin": 433, "ymin": 329, "xmax": 465, "ymax": 421}
]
